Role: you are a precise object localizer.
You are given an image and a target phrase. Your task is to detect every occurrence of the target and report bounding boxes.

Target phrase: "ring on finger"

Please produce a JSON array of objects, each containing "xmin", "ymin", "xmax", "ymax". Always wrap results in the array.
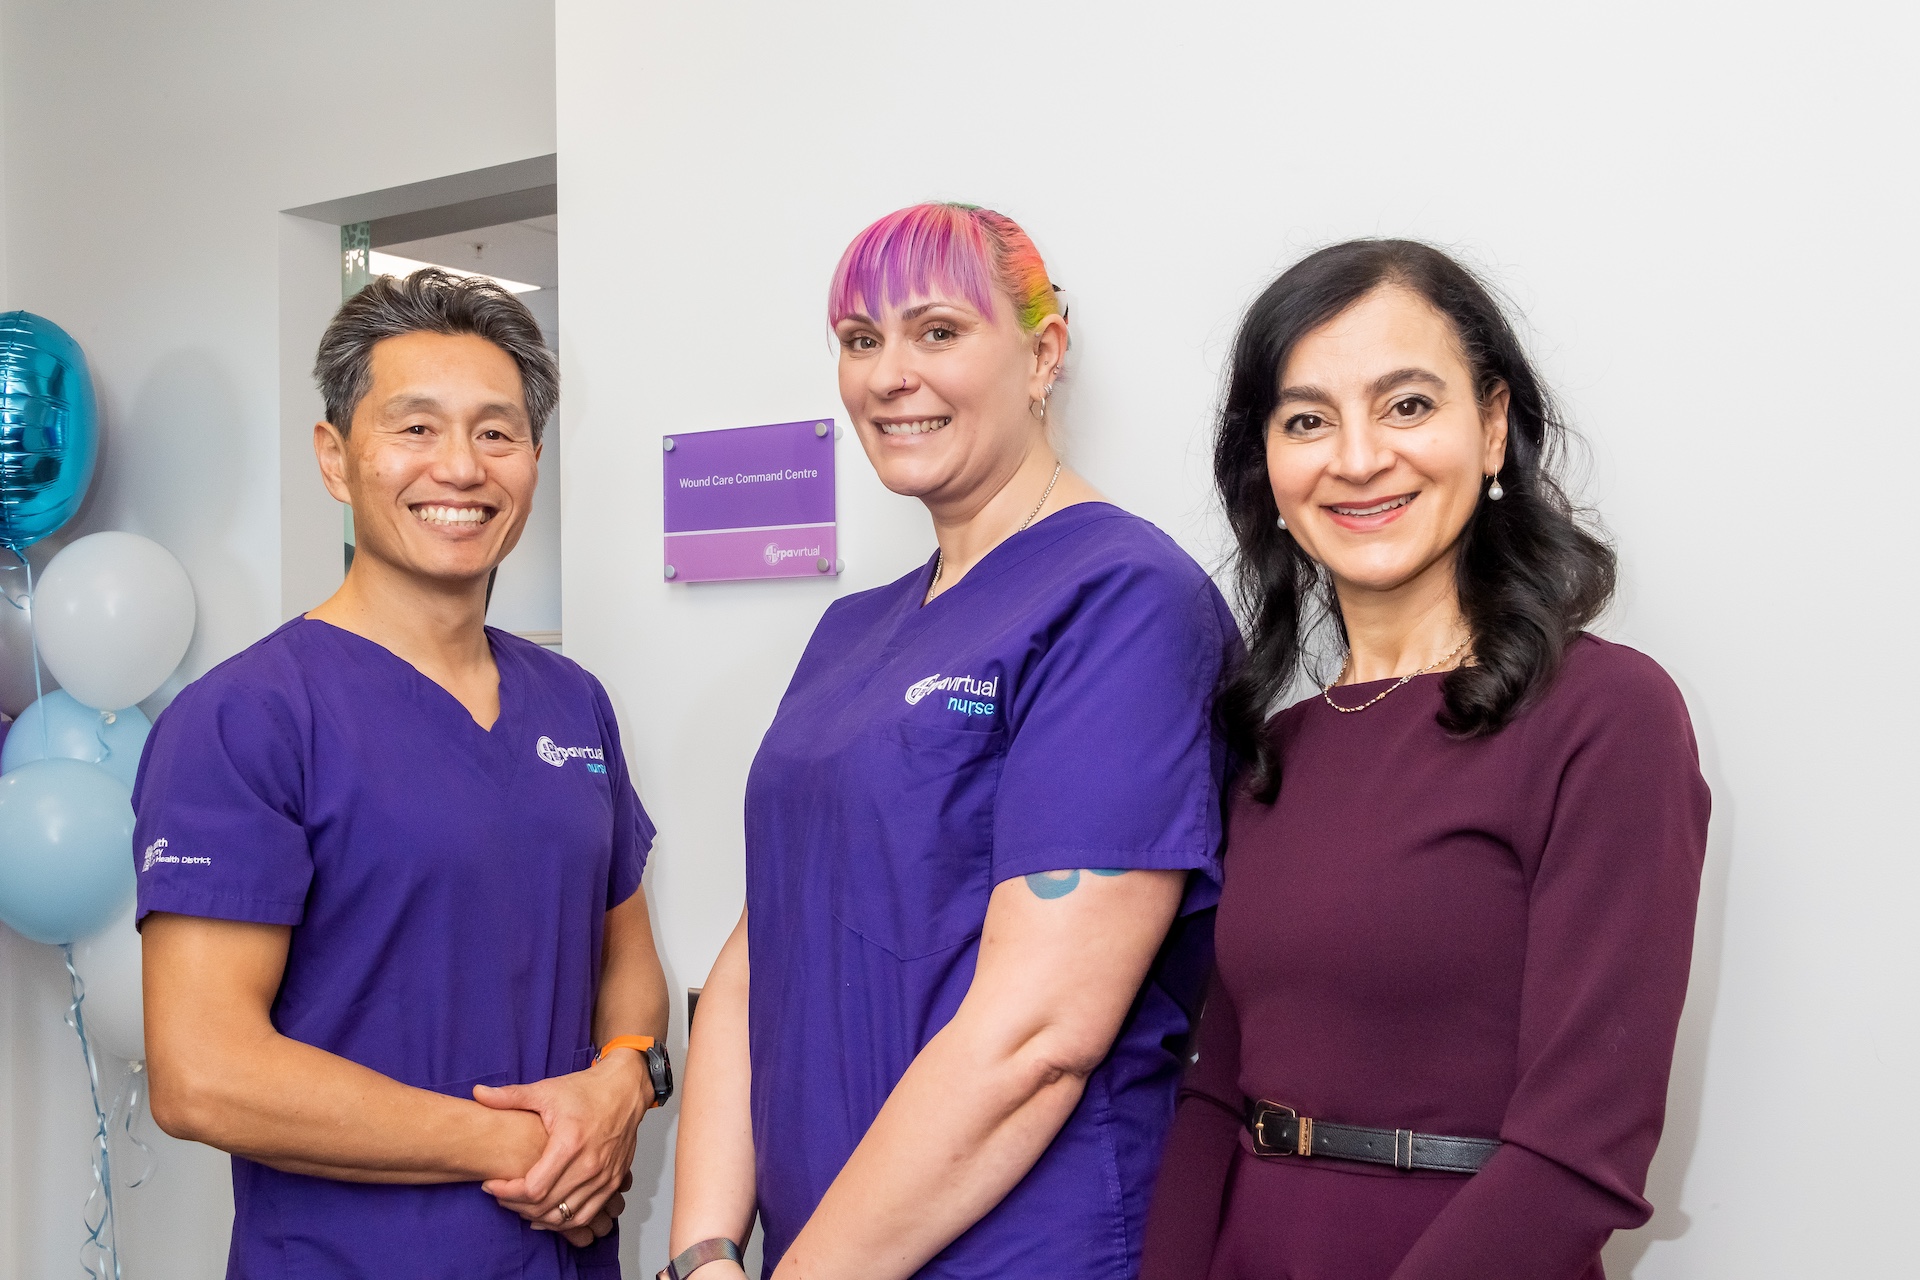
[{"xmin": 556, "ymin": 1201, "xmax": 573, "ymax": 1224}]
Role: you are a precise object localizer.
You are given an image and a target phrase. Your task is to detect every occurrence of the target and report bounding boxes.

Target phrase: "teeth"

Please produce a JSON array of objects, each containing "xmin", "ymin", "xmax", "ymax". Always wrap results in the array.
[
  {"xmin": 413, "ymin": 505, "xmax": 491, "ymax": 525},
  {"xmin": 878, "ymin": 417, "xmax": 950, "ymax": 436},
  {"xmin": 1332, "ymin": 495, "xmax": 1414, "ymax": 517}
]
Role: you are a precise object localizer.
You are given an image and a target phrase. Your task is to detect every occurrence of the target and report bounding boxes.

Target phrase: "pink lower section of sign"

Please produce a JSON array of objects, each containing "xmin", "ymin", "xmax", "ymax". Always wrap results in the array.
[{"xmin": 665, "ymin": 525, "xmax": 838, "ymax": 583}]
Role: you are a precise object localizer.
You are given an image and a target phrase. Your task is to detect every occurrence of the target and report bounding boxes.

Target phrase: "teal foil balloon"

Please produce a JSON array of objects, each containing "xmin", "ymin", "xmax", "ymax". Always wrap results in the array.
[{"xmin": 0, "ymin": 312, "xmax": 98, "ymax": 551}]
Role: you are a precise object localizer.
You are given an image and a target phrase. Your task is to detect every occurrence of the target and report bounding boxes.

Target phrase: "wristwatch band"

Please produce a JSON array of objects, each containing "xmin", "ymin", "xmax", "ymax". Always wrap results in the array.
[
  {"xmin": 657, "ymin": 1237, "xmax": 740, "ymax": 1280},
  {"xmin": 595, "ymin": 1034, "xmax": 655, "ymax": 1062},
  {"xmin": 595, "ymin": 1036, "xmax": 672, "ymax": 1108}
]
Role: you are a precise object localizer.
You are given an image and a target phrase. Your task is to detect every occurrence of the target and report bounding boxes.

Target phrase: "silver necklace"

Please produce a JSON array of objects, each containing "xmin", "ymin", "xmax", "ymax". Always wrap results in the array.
[
  {"xmin": 929, "ymin": 461, "xmax": 1062, "ymax": 594},
  {"xmin": 1321, "ymin": 636, "xmax": 1471, "ymax": 714}
]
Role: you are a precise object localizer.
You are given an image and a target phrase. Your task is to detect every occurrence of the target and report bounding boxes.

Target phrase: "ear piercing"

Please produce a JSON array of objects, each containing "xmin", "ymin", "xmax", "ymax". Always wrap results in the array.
[
  {"xmin": 1032, "ymin": 382, "xmax": 1056, "ymax": 421},
  {"xmin": 1487, "ymin": 472, "xmax": 1505, "ymax": 501}
]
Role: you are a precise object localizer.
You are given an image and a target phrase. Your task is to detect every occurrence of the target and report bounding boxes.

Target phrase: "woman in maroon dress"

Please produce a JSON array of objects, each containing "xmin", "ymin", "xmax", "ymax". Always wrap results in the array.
[{"xmin": 1141, "ymin": 241, "xmax": 1709, "ymax": 1280}]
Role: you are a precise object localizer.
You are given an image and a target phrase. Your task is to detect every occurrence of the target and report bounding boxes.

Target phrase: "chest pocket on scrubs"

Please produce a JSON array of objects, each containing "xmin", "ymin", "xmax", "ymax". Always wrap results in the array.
[{"xmin": 830, "ymin": 720, "xmax": 1005, "ymax": 960}]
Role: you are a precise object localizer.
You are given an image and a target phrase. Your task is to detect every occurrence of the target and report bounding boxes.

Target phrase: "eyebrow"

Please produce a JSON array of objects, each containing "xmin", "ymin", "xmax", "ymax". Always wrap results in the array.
[
  {"xmin": 897, "ymin": 302, "xmax": 970, "ymax": 321},
  {"xmin": 837, "ymin": 302, "xmax": 974, "ymax": 329},
  {"xmin": 1276, "ymin": 367, "xmax": 1447, "ymax": 405},
  {"xmin": 382, "ymin": 393, "xmax": 528, "ymax": 423}
]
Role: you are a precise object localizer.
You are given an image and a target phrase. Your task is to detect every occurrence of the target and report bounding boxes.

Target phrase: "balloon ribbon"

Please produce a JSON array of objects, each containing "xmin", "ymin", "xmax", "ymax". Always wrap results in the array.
[
  {"xmin": 3, "ymin": 546, "xmax": 48, "ymax": 758},
  {"xmin": 114, "ymin": 1061, "xmax": 156, "ymax": 1190},
  {"xmin": 61, "ymin": 943, "xmax": 123, "ymax": 1280}
]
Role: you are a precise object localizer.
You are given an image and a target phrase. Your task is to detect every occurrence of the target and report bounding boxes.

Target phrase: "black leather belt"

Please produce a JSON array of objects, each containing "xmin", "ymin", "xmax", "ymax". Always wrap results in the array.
[{"xmin": 1245, "ymin": 1100, "xmax": 1500, "ymax": 1174}]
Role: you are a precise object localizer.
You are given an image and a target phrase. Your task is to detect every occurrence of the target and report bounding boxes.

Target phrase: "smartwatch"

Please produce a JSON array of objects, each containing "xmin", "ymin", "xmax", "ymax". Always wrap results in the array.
[
  {"xmin": 657, "ymin": 1238, "xmax": 740, "ymax": 1280},
  {"xmin": 596, "ymin": 1035, "xmax": 674, "ymax": 1108}
]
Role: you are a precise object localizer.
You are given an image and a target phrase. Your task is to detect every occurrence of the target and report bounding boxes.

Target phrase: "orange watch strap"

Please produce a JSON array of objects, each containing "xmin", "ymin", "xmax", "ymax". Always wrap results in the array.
[{"xmin": 595, "ymin": 1034, "xmax": 655, "ymax": 1063}]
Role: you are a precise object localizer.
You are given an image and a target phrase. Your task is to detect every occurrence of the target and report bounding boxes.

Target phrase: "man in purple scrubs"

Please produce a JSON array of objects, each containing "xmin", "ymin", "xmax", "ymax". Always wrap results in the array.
[{"xmin": 134, "ymin": 270, "xmax": 669, "ymax": 1279}]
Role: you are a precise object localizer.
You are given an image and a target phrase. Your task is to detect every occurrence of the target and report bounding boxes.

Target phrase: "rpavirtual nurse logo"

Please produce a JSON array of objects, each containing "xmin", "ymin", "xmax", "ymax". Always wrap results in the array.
[
  {"xmin": 537, "ymin": 735, "xmax": 608, "ymax": 774},
  {"xmin": 905, "ymin": 672, "xmax": 998, "ymax": 718}
]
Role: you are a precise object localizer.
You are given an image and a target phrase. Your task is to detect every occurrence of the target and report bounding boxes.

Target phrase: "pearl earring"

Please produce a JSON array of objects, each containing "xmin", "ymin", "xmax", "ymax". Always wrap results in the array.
[
  {"xmin": 1487, "ymin": 472, "xmax": 1505, "ymax": 501},
  {"xmin": 1276, "ymin": 513, "xmax": 1288, "ymax": 531}
]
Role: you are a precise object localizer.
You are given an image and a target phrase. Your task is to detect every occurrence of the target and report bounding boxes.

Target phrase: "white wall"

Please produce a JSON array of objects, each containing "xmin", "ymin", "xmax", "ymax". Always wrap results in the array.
[
  {"xmin": 0, "ymin": 2, "xmax": 557, "ymax": 1276},
  {"xmin": 558, "ymin": 1, "xmax": 1918, "ymax": 1275}
]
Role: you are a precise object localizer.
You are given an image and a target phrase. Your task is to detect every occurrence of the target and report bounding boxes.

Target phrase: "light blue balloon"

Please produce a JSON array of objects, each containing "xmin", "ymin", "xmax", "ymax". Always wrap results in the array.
[
  {"xmin": 1, "ymin": 690, "xmax": 149, "ymax": 789},
  {"xmin": 0, "ymin": 312, "xmax": 99, "ymax": 551},
  {"xmin": 0, "ymin": 758, "xmax": 134, "ymax": 945}
]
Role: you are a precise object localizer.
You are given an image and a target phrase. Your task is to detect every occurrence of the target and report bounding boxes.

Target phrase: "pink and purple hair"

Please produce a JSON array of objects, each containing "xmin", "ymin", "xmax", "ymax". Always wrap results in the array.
[{"xmin": 827, "ymin": 202, "xmax": 1062, "ymax": 333}]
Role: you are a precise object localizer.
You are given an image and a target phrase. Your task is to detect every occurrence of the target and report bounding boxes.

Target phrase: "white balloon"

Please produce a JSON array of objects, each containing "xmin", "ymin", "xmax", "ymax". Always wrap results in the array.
[
  {"xmin": 71, "ymin": 899, "xmax": 145, "ymax": 1063},
  {"xmin": 32, "ymin": 532, "xmax": 195, "ymax": 711}
]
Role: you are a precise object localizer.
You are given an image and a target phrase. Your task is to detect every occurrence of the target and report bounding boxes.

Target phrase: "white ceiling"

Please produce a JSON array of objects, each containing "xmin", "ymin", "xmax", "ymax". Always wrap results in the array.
[{"xmin": 381, "ymin": 215, "xmax": 558, "ymax": 289}]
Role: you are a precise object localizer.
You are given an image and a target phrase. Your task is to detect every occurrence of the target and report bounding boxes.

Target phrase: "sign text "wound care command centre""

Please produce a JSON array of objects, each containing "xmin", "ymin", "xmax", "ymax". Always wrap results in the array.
[{"xmin": 677, "ymin": 467, "xmax": 821, "ymax": 489}]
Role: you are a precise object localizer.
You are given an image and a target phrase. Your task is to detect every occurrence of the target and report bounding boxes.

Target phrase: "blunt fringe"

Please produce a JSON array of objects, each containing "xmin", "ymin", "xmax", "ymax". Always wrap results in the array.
[
  {"xmin": 314, "ymin": 268, "xmax": 559, "ymax": 444},
  {"xmin": 1214, "ymin": 239, "xmax": 1616, "ymax": 801}
]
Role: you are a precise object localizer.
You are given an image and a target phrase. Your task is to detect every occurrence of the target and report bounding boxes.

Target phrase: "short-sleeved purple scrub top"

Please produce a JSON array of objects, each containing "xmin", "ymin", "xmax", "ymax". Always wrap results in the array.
[
  {"xmin": 130, "ymin": 618, "xmax": 654, "ymax": 1280},
  {"xmin": 746, "ymin": 503, "xmax": 1239, "ymax": 1279}
]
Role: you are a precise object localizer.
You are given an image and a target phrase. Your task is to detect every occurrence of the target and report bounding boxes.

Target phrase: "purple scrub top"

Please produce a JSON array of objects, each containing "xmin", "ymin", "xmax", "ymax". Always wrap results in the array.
[
  {"xmin": 131, "ymin": 618, "xmax": 654, "ymax": 1280},
  {"xmin": 745, "ymin": 503, "xmax": 1238, "ymax": 1279}
]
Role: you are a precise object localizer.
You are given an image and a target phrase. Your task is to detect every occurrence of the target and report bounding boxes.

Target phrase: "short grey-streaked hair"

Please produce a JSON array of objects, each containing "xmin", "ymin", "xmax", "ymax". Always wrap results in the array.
[{"xmin": 313, "ymin": 267, "xmax": 559, "ymax": 444}]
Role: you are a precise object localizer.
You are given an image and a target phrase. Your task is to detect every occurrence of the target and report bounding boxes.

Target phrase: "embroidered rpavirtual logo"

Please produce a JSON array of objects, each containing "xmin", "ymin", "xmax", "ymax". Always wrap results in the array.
[
  {"xmin": 537, "ymin": 735, "xmax": 606, "ymax": 769},
  {"xmin": 904, "ymin": 673, "xmax": 998, "ymax": 706}
]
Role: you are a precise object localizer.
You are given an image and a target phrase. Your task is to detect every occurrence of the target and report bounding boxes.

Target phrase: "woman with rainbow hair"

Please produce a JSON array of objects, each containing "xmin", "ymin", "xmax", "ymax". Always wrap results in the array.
[{"xmin": 660, "ymin": 203, "xmax": 1238, "ymax": 1280}]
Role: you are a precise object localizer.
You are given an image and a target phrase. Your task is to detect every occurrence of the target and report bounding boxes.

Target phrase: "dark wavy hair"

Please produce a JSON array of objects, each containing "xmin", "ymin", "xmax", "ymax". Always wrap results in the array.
[{"xmin": 1215, "ymin": 239, "xmax": 1615, "ymax": 801}]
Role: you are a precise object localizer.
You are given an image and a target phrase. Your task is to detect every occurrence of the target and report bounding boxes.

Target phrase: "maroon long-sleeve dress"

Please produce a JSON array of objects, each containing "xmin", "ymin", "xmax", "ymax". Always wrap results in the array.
[{"xmin": 1142, "ymin": 635, "xmax": 1709, "ymax": 1280}]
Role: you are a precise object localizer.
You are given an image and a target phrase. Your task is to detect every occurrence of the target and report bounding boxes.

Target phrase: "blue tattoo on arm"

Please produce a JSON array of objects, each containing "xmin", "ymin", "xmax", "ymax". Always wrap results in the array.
[{"xmin": 1023, "ymin": 868, "xmax": 1127, "ymax": 899}]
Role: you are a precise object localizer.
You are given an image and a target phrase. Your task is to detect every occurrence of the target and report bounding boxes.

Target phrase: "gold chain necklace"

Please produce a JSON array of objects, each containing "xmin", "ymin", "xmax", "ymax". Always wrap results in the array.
[
  {"xmin": 929, "ymin": 461, "xmax": 1063, "ymax": 594},
  {"xmin": 1321, "ymin": 636, "xmax": 1471, "ymax": 714}
]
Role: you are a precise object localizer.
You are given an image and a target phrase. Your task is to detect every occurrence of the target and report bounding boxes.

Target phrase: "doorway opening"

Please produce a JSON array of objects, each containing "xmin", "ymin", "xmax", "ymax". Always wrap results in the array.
[{"xmin": 280, "ymin": 157, "xmax": 562, "ymax": 648}]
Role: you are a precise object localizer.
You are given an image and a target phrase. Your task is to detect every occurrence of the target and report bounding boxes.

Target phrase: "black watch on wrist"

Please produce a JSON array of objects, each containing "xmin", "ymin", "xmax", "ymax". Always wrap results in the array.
[
  {"xmin": 596, "ymin": 1036, "xmax": 674, "ymax": 1108},
  {"xmin": 643, "ymin": 1041, "xmax": 674, "ymax": 1108}
]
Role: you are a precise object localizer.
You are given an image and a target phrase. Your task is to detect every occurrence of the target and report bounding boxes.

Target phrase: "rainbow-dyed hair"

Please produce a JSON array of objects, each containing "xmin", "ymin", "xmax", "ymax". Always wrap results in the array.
[{"xmin": 828, "ymin": 202, "xmax": 1062, "ymax": 333}]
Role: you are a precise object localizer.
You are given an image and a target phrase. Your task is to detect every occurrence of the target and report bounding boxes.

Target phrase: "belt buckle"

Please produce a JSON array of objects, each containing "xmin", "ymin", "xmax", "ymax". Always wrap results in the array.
[{"xmin": 1250, "ymin": 1100, "xmax": 1313, "ymax": 1157}]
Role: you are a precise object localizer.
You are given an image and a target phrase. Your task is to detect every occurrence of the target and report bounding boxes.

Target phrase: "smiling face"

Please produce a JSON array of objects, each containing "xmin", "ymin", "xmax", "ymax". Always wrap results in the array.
[
  {"xmin": 315, "ymin": 331, "xmax": 540, "ymax": 588},
  {"xmin": 1266, "ymin": 284, "xmax": 1509, "ymax": 600},
  {"xmin": 834, "ymin": 291, "xmax": 1065, "ymax": 511}
]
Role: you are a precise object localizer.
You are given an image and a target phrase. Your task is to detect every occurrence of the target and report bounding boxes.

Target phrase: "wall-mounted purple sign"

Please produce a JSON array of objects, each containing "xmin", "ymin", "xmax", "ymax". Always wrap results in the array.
[{"xmin": 662, "ymin": 419, "xmax": 837, "ymax": 583}]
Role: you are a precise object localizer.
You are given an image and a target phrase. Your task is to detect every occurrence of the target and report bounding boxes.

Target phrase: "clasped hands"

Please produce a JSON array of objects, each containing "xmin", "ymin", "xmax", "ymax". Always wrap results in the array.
[{"xmin": 475, "ymin": 1050, "xmax": 654, "ymax": 1248}]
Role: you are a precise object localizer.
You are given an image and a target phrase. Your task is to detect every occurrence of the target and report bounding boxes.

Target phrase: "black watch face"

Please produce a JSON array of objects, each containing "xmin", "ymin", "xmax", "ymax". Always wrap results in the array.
[{"xmin": 648, "ymin": 1044, "xmax": 674, "ymax": 1104}]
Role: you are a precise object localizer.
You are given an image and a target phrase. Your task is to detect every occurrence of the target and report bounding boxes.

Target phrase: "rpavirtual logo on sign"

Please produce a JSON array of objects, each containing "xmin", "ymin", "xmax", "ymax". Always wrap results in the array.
[{"xmin": 661, "ymin": 419, "xmax": 839, "ymax": 583}]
